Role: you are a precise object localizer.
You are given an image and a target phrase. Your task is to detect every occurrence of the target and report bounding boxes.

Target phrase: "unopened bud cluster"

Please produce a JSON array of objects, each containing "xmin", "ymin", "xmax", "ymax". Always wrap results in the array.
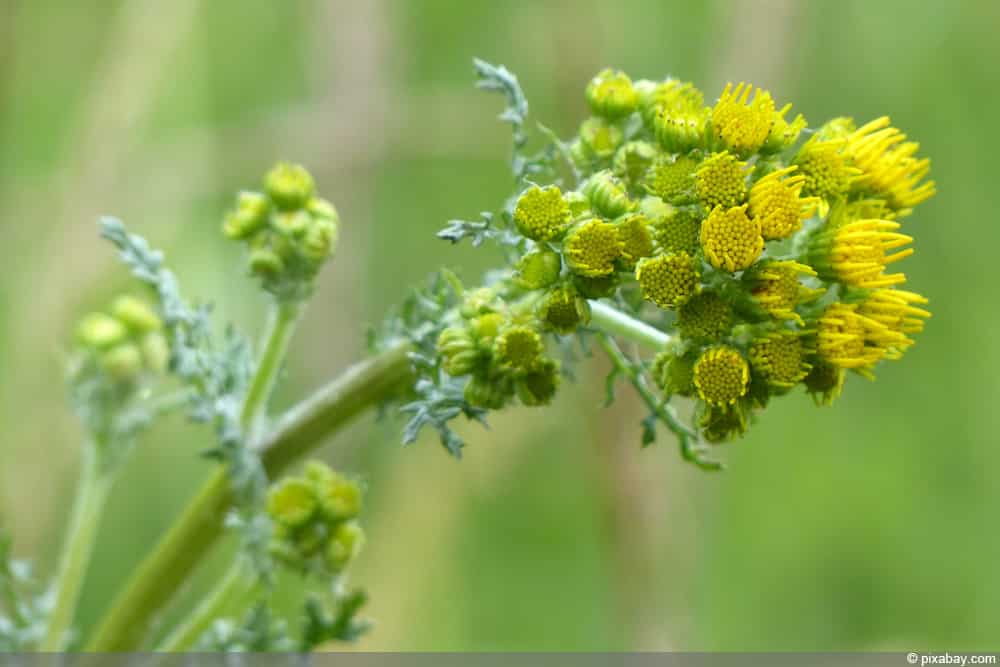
[
  {"xmin": 223, "ymin": 163, "xmax": 339, "ymax": 301},
  {"xmin": 266, "ymin": 461, "xmax": 365, "ymax": 576},
  {"xmin": 74, "ymin": 295, "xmax": 168, "ymax": 384},
  {"xmin": 441, "ymin": 67, "xmax": 935, "ymax": 444}
]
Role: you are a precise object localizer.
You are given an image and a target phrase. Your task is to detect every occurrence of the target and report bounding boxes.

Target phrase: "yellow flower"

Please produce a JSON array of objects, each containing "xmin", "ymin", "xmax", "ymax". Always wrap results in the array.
[
  {"xmin": 843, "ymin": 116, "xmax": 936, "ymax": 215},
  {"xmin": 748, "ymin": 331, "xmax": 811, "ymax": 388},
  {"xmin": 763, "ymin": 104, "xmax": 807, "ymax": 153},
  {"xmin": 793, "ymin": 135, "xmax": 860, "ymax": 206},
  {"xmin": 646, "ymin": 203, "xmax": 701, "ymax": 255},
  {"xmin": 635, "ymin": 252, "xmax": 699, "ymax": 308},
  {"xmin": 585, "ymin": 69, "xmax": 638, "ymax": 120},
  {"xmin": 564, "ymin": 218, "xmax": 623, "ymax": 277},
  {"xmin": 677, "ymin": 291, "xmax": 733, "ymax": 340},
  {"xmin": 693, "ymin": 346, "xmax": 749, "ymax": 406},
  {"xmin": 748, "ymin": 166, "xmax": 819, "ymax": 240},
  {"xmin": 645, "ymin": 154, "xmax": 697, "ymax": 202},
  {"xmin": 815, "ymin": 302, "xmax": 906, "ymax": 375},
  {"xmin": 807, "ymin": 218, "xmax": 913, "ymax": 288},
  {"xmin": 615, "ymin": 214, "xmax": 655, "ymax": 269},
  {"xmin": 803, "ymin": 360, "xmax": 845, "ymax": 406},
  {"xmin": 694, "ymin": 151, "xmax": 749, "ymax": 210},
  {"xmin": 711, "ymin": 82, "xmax": 776, "ymax": 155},
  {"xmin": 856, "ymin": 289, "xmax": 930, "ymax": 359},
  {"xmin": 493, "ymin": 326, "xmax": 544, "ymax": 371},
  {"xmin": 746, "ymin": 260, "xmax": 819, "ymax": 323},
  {"xmin": 513, "ymin": 184, "xmax": 571, "ymax": 241},
  {"xmin": 538, "ymin": 285, "xmax": 591, "ymax": 334},
  {"xmin": 700, "ymin": 205, "xmax": 763, "ymax": 272},
  {"xmin": 636, "ymin": 78, "xmax": 705, "ymax": 124}
]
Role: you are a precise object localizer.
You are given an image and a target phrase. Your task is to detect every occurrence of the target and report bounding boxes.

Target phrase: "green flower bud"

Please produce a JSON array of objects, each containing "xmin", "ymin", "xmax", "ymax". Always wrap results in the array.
[
  {"xmin": 307, "ymin": 197, "xmax": 340, "ymax": 223},
  {"xmin": 469, "ymin": 312, "xmax": 504, "ymax": 344},
  {"xmin": 635, "ymin": 252, "xmax": 699, "ymax": 309},
  {"xmin": 111, "ymin": 296, "xmax": 162, "ymax": 333},
  {"xmin": 615, "ymin": 214, "xmax": 655, "ymax": 270},
  {"xmin": 585, "ymin": 69, "xmax": 638, "ymax": 120},
  {"xmin": 312, "ymin": 469, "xmax": 362, "ymax": 522},
  {"xmin": 698, "ymin": 403, "xmax": 749, "ymax": 443},
  {"xmin": 578, "ymin": 117, "xmax": 624, "ymax": 160},
  {"xmin": 460, "ymin": 287, "xmax": 499, "ymax": 318},
  {"xmin": 300, "ymin": 217, "xmax": 339, "ymax": 263},
  {"xmin": 493, "ymin": 326, "xmax": 544, "ymax": 371},
  {"xmin": 564, "ymin": 218, "xmax": 623, "ymax": 278},
  {"xmin": 326, "ymin": 521, "xmax": 365, "ymax": 573},
  {"xmin": 76, "ymin": 312, "xmax": 128, "ymax": 349},
  {"xmin": 464, "ymin": 373, "xmax": 513, "ymax": 409},
  {"xmin": 573, "ymin": 274, "xmax": 617, "ymax": 299},
  {"xmin": 516, "ymin": 357, "xmax": 561, "ymax": 406},
  {"xmin": 538, "ymin": 285, "xmax": 591, "ymax": 334},
  {"xmin": 677, "ymin": 292, "xmax": 733, "ymax": 340},
  {"xmin": 267, "ymin": 478, "xmax": 317, "ymax": 528},
  {"xmin": 582, "ymin": 170, "xmax": 635, "ymax": 218},
  {"xmin": 273, "ymin": 210, "xmax": 312, "ymax": 237},
  {"xmin": 437, "ymin": 326, "xmax": 480, "ymax": 376},
  {"xmin": 99, "ymin": 343, "xmax": 143, "ymax": 382},
  {"xmin": 651, "ymin": 207, "xmax": 701, "ymax": 255},
  {"xmin": 645, "ymin": 154, "xmax": 698, "ymax": 204},
  {"xmin": 803, "ymin": 359, "xmax": 845, "ymax": 406},
  {"xmin": 564, "ymin": 191, "xmax": 592, "ymax": 219},
  {"xmin": 651, "ymin": 350, "xmax": 695, "ymax": 398},
  {"xmin": 265, "ymin": 162, "xmax": 315, "ymax": 211},
  {"xmin": 222, "ymin": 191, "xmax": 270, "ymax": 240},
  {"xmin": 140, "ymin": 331, "xmax": 170, "ymax": 373},
  {"xmin": 613, "ymin": 141, "xmax": 657, "ymax": 188},
  {"xmin": 248, "ymin": 246, "xmax": 284, "ymax": 278},
  {"xmin": 514, "ymin": 248, "xmax": 561, "ymax": 290},
  {"xmin": 513, "ymin": 185, "xmax": 571, "ymax": 242}
]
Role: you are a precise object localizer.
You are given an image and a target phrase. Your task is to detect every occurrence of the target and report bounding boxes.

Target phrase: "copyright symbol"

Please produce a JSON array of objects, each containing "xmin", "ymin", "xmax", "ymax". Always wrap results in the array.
[{"xmin": 907, "ymin": 654, "xmax": 919, "ymax": 664}]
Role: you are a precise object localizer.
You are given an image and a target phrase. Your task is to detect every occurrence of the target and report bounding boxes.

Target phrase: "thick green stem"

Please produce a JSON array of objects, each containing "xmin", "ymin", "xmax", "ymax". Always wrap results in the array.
[
  {"xmin": 588, "ymin": 300, "xmax": 672, "ymax": 350},
  {"xmin": 155, "ymin": 566, "xmax": 251, "ymax": 652},
  {"xmin": 241, "ymin": 300, "xmax": 302, "ymax": 441},
  {"xmin": 85, "ymin": 340, "xmax": 414, "ymax": 651},
  {"xmin": 40, "ymin": 446, "xmax": 113, "ymax": 651}
]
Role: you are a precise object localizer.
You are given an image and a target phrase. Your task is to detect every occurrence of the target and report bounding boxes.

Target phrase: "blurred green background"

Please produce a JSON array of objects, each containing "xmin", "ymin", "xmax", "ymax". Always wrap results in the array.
[{"xmin": 1, "ymin": 0, "xmax": 998, "ymax": 652}]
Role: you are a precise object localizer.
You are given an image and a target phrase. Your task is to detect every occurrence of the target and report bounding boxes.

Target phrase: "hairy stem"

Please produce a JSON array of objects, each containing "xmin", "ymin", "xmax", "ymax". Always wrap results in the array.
[
  {"xmin": 40, "ymin": 446, "xmax": 113, "ymax": 651},
  {"xmin": 85, "ymin": 340, "xmax": 414, "ymax": 651},
  {"xmin": 241, "ymin": 300, "xmax": 303, "ymax": 441},
  {"xmin": 588, "ymin": 300, "xmax": 671, "ymax": 350},
  {"xmin": 155, "ymin": 565, "xmax": 252, "ymax": 652}
]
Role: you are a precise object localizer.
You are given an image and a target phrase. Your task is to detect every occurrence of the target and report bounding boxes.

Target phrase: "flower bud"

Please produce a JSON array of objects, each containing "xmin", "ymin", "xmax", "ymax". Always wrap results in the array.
[
  {"xmin": 613, "ymin": 141, "xmax": 657, "ymax": 189},
  {"xmin": 326, "ymin": 521, "xmax": 365, "ymax": 573},
  {"xmin": 515, "ymin": 358, "xmax": 560, "ymax": 406},
  {"xmin": 698, "ymin": 403, "xmax": 749, "ymax": 443},
  {"xmin": 311, "ymin": 466, "xmax": 362, "ymax": 522},
  {"xmin": 141, "ymin": 331, "xmax": 170, "ymax": 373},
  {"xmin": 585, "ymin": 69, "xmax": 638, "ymax": 120},
  {"xmin": 460, "ymin": 287, "xmax": 499, "ymax": 318},
  {"xmin": 635, "ymin": 252, "xmax": 699, "ymax": 308},
  {"xmin": 493, "ymin": 326, "xmax": 543, "ymax": 371},
  {"xmin": 469, "ymin": 312, "xmax": 504, "ymax": 343},
  {"xmin": 265, "ymin": 162, "xmax": 315, "ymax": 211},
  {"xmin": 538, "ymin": 285, "xmax": 591, "ymax": 334},
  {"xmin": 111, "ymin": 295, "xmax": 162, "ymax": 334},
  {"xmin": 99, "ymin": 343, "xmax": 144, "ymax": 382},
  {"xmin": 76, "ymin": 313, "xmax": 128, "ymax": 349},
  {"xmin": 564, "ymin": 218, "xmax": 623, "ymax": 278},
  {"xmin": 273, "ymin": 210, "xmax": 312, "ymax": 237},
  {"xmin": 513, "ymin": 185, "xmax": 571, "ymax": 242},
  {"xmin": 514, "ymin": 249, "xmax": 561, "ymax": 290},
  {"xmin": 300, "ymin": 217, "xmax": 339, "ymax": 263},
  {"xmin": 248, "ymin": 246, "xmax": 284, "ymax": 278},
  {"xmin": 464, "ymin": 373, "xmax": 513, "ymax": 409},
  {"xmin": 222, "ymin": 191, "xmax": 270, "ymax": 240},
  {"xmin": 267, "ymin": 478, "xmax": 318, "ymax": 528},
  {"xmin": 578, "ymin": 117, "xmax": 624, "ymax": 161},
  {"xmin": 437, "ymin": 326, "xmax": 480, "ymax": 376},
  {"xmin": 582, "ymin": 170, "xmax": 634, "ymax": 218},
  {"xmin": 573, "ymin": 274, "xmax": 617, "ymax": 299},
  {"xmin": 615, "ymin": 214, "xmax": 654, "ymax": 270},
  {"xmin": 651, "ymin": 350, "xmax": 695, "ymax": 397}
]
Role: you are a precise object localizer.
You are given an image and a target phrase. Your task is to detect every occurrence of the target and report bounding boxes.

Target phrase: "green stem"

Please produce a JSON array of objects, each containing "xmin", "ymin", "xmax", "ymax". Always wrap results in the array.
[
  {"xmin": 155, "ymin": 565, "xmax": 252, "ymax": 652},
  {"xmin": 588, "ymin": 300, "xmax": 672, "ymax": 350},
  {"xmin": 242, "ymin": 300, "xmax": 303, "ymax": 442},
  {"xmin": 40, "ymin": 446, "xmax": 113, "ymax": 651},
  {"xmin": 85, "ymin": 340, "xmax": 414, "ymax": 651}
]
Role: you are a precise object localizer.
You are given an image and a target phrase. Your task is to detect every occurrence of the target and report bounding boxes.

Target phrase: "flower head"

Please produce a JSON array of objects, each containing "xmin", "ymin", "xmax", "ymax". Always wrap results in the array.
[
  {"xmin": 694, "ymin": 152, "xmax": 749, "ymax": 210},
  {"xmin": 693, "ymin": 346, "xmax": 750, "ymax": 407},
  {"xmin": 514, "ymin": 248, "xmax": 562, "ymax": 290},
  {"xmin": 649, "ymin": 206, "xmax": 701, "ymax": 255},
  {"xmin": 538, "ymin": 285, "xmax": 591, "ymax": 334},
  {"xmin": 677, "ymin": 291, "xmax": 733, "ymax": 340},
  {"xmin": 763, "ymin": 104, "xmax": 807, "ymax": 153},
  {"xmin": 653, "ymin": 108, "xmax": 710, "ymax": 153},
  {"xmin": 651, "ymin": 350, "xmax": 695, "ymax": 397},
  {"xmin": 711, "ymin": 83, "xmax": 776, "ymax": 155},
  {"xmin": 746, "ymin": 260, "xmax": 818, "ymax": 323},
  {"xmin": 613, "ymin": 141, "xmax": 658, "ymax": 188},
  {"xmin": 856, "ymin": 289, "xmax": 930, "ymax": 359},
  {"xmin": 516, "ymin": 357, "xmax": 561, "ymax": 406},
  {"xmin": 493, "ymin": 325, "xmax": 544, "ymax": 371},
  {"xmin": 700, "ymin": 204, "xmax": 763, "ymax": 272},
  {"xmin": 645, "ymin": 154, "xmax": 697, "ymax": 203},
  {"xmin": 794, "ymin": 136, "xmax": 860, "ymax": 204},
  {"xmin": 265, "ymin": 162, "xmax": 315, "ymax": 210},
  {"xmin": 749, "ymin": 331, "xmax": 811, "ymax": 388},
  {"xmin": 807, "ymin": 217, "xmax": 913, "ymax": 288},
  {"xmin": 844, "ymin": 117, "xmax": 935, "ymax": 215},
  {"xmin": 815, "ymin": 303, "xmax": 906, "ymax": 375},
  {"xmin": 578, "ymin": 117, "xmax": 625, "ymax": 161},
  {"xmin": 636, "ymin": 252, "xmax": 699, "ymax": 308},
  {"xmin": 513, "ymin": 184, "xmax": 571, "ymax": 241},
  {"xmin": 803, "ymin": 360, "xmax": 846, "ymax": 406},
  {"xmin": 748, "ymin": 166, "xmax": 819, "ymax": 240},
  {"xmin": 615, "ymin": 214, "xmax": 655, "ymax": 269},
  {"xmin": 585, "ymin": 69, "xmax": 638, "ymax": 119},
  {"xmin": 564, "ymin": 218, "xmax": 623, "ymax": 277},
  {"xmin": 582, "ymin": 170, "xmax": 635, "ymax": 218},
  {"xmin": 437, "ymin": 326, "xmax": 481, "ymax": 376}
]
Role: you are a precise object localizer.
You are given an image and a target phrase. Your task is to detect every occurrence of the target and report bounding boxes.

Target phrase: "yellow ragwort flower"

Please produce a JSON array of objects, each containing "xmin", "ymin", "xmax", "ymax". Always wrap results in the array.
[
  {"xmin": 513, "ymin": 184, "xmax": 571, "ymax": 241},
  {"xmin": 856, "ymin": 289, "xmax": 930, "ymax": 359},
  {"xmin": 711, "ymin": 82, "xmax": 776, "ymax": 155},
  {"xmin": 700, "ymin": 204, "xmax": 763, "ymax": 272},
  {"xmin": 693, "ymin": 346, "xmax": 750, "ymax": 407},
  {"xmin": 636, "ymin": 78, "xmax": 705, "ymax": 124},
  {"xmin": 748, "ymin": 166, "xmax": 819, "ymax": 240},
  {"xmin": 747, "ymin": 260, "xmax": 819, "ymax": 323},
  {"xmin": 677, "ymin": 291, "xmax": 733, "ymax": 340},
  {"xmin": 564, "ymin": 218, "xmax": 624, "ymax": 277},
  {"xmin": 843, "ymin": 117, "xmax": 936, "ymax": 215},
  {"xmin": 694, "ymin": 151, "xmax": 749, "ymax": 210},
  {"xmin": 815, "ymin": 302, "xmax": 906, "ymax": 375},
  {"xmin": 793, "ymin": 135, "xmax": 860, "ymax": 205},
  {"xmin": 615, "ymin": 214, "xmax": 655, "ymax": 269},
  {"xmin": 645, "ymin": 154, "xmax": 697, "ymax": 202},
  {"xmin": 635, "ymin": 252, "xmax": 700, "ymax": 308},
  {"xmin": 763, "ymin": 103, "xmax": 807, "ymax": 153},
  {"xmin": 807, "ymin": 218, "xmax": 913, "ymax": 288},
  {"xmin": 749, "ymin": 331, "xmax": 812, "ymax": 388}
]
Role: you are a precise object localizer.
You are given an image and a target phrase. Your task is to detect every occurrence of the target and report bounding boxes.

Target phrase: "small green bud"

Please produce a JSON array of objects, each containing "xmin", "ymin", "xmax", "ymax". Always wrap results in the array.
[
  {"xmin": 651, "ymin": 350, "xmax": 695, "ymax": 397},
  {"xmin": 99, "ymin": 343, "xmax": 143, "ymax": 382},
  {"xmin": 564, "ymin": 218, "xmax": 623, "ymax": 278},
  {"xmin": 464, "ymin": 373, "xmax": 513, "ymax": 409},
  {"xmin": 493, "ymin": 326, "xmax": 544, "ymax": 371},
  {"xmin": 538, "ymin": 285, "xmax": 591, "ymax": 334},
  {"xmin": 578, "ymin": 117, "xmax": 624, "ymax": 160},
  {"xmin": 77, "ymin": 313, "xmax": 128, "ymax": 349},
  {"xmin": 513, "ymin": 185, "xmax": 570, "ymax": 242},
  {"xmin": 273, "ymin": 210, "xmax": 312, "ymax": 237},
  {"xmin": 573, "ymin": 274, "xmax": 617, "ymax": 299},
  {"xmin": 222, "ymin": 191, "xmax": 270, "ymax": 240},
  {"xmin": 613, "ymin": 140, "xmax": 658, "ymax": 188},
  {"xmin": 307, "ymin": 197, "xmax": 340, "ymax": 223},
  {"xmin": 437, "ymin": 326, "xmax": 480, "ymax": 376},
  {"xmin": 326, "ymin": 521, "xmax": 365, "ymax": 573},
  {"xmin": 698, "ymin": 403, "xmax": 749, "ymax": 443},
  {"xmin": 585, "ymin": 69, "xmax": 638, "ymax": 120},
  {"xmin": 267, "ymin": 478, "xmax": 317, "ymax": 528},
  {"xmin": 514, "ymin": 249, "xmax": 561, "ymax": 290},
  {"xmin": 265, "ymin": 162, "xmax": 315, "ymax": 211},
  {"xmin": 460, "ymin": 288, "xmax": 499, "ymax": 318},
  {"xmin": 469, "ymin": 313, "xmax": 504, "ymax": 343},
  {"xmin": 111, "ymin": 296, "xmax": 161, "ymax": 334},
  {"xmin": 248, "ymin": 246, "xmax": 284, "ymax": 278},
  {"xmin": 582, "ymin": 170, "xmax": 635, "ymax": 218},
  {"xmin": 516, "ymin": 357, "xmax": 561, "ymax": 406},
  {"xmin": 141, "ymin": 331, "xmax": 170, "ymax": 373},
  {"xmin": 564, "ymin": 191, "xmax": 592, "ymax": 219},
  {"xmin": 314, "ymin": 471, "xmax": 362, "ymax": 522},
  {"xmin": 300, "ymin": 217, "xmax": 339, "ymax": 263}
]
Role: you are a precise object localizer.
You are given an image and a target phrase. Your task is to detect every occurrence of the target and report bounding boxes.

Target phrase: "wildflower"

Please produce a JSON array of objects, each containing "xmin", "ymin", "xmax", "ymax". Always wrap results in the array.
[
  {"xmin": 763, "ymin": 104, "xmax": 807, "ymax": 153},
  {"xmin": 793, "ymin": 135, "xmax": 859, "ymax": 204},
  {"xmin": 694, "ymin": 152, "xmax": 749, "ymax": 210},
  {"xmin": 582, "ymin": 170, "xmax": 635, "ymax": 218},
  {"xmin": 636, "ymin": 252, "xmax": 699, "ymax": 308},
  {"xmin": 222, "ymin": 191, "xmax": 270, "ymax": 240},
  {"xmin": 807, "ymin": 218, "xmax": 913, "ymax": 288},
  {"xmin": 514, "ymin": 248, "xmax": 562, "ymax": 290},
  {"xmin": 573, "ymin": 274, "xmax": 617, "ymax": 299},
  {"xmin": 843, "ymin": 117, "xmax": 935, "ymax": 214},
  {"xmin": 516, "ymin": 358, "xmax": 561, "ymax": 406},
  {"xmin": 651, "ymin": 350, "xmax": 695, "ymax": 397},
  {"xmin": 464, "ymin": 372, "xmax": 514, "ymax": 409},
  {"xmin": 437, "ymin": 326, "xmax": 480, "ymax": 376},
  {"xmin": 746, "ymin": 260, "xmax": 818, "ymax": 323},
  {"xmin": 564, "ymin": 218, "xmax": 623, "ymax": 277},
  {"xmin": 856, "ymin": 289, "xmax": 930, "ymax": 358},
  {"xmin": 693, "ymin": 346, "xmax": 749, "ymax": 406},
  {"xmin": 585, "ymin": 69, "xmax": 638, "ymax": 120},
  {"xmin": 493, "ymin": 326, "xmax": 544, "ymax": 371},
  {"xmin": 267, "ymin": 478, "xmax": 318, "ymax": 528},
  {"xmin": 513, "ymin": 184, "xmax": 571, "ymax": 241},
  {"xmin": 325, "ymin": 521, "xmax": 366, "ymax": 573},
  {"xmin": 110, "ymin": 296, "xmax": 162, "ymax": 333},
  {"xmin": 803, "ymin": 360, "xmax": 845, "ymax": 406},
  {"xmin": 700, "ymin": 205, "xmax": 763, "ymax": 272},
  {"xmin": 748, "ymin": 331, "xmax": 811, "ymax": 388},
  {"xmin": 645, "ymin": 154, "xmax": 697, "ymax": 203},
  {"xmin": 677, "ymin": 291, "xmax": 733, "ymax": 340},
  {"xmin": 649, "ymin": 206, "xmax": 701, "ymax": 255},
  {"xmin": 613, "ymin": 141, "xmax": 658, "ymax": 188},
  {"xmin": 637, "ymin": 78, "xmax": 705, "ymax": 124},
  {"xmin": 710, "ymin": 83, "xmax": 776, "ymax": 155},
  {"xmin": 579, "ymin": 117, "xmax": 625, "ymax": 160},
  {"xmin": 815, "ymin": 302, "xmax": 905, "ymax": 374},
  {"xmin": 615, "ymin": 214, "xmax": 655, "ymax": 269},
  {"xmin": 699, "ymin": 403, "xmax": 749, "ymax": 443},
  {"xmin": 747, "ymin": 166, "xmax": 819, "ymax": 240},
  {"xmin": 538, "ymin": 285, "xmax": 591, "ymax": 334},
  {"xmin": 653, "ymin": 108, "xmax": 710, "ymax": 153},
  {"xmin": 265, "ymin": 162, "xmax": 315, "ymax": 211}
]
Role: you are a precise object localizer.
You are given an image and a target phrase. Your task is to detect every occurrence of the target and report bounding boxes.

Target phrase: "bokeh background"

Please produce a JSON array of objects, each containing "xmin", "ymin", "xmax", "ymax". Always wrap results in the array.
[{"xmin": 1, "ymin": 0, "xmax": 998, "ymax": 651}]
